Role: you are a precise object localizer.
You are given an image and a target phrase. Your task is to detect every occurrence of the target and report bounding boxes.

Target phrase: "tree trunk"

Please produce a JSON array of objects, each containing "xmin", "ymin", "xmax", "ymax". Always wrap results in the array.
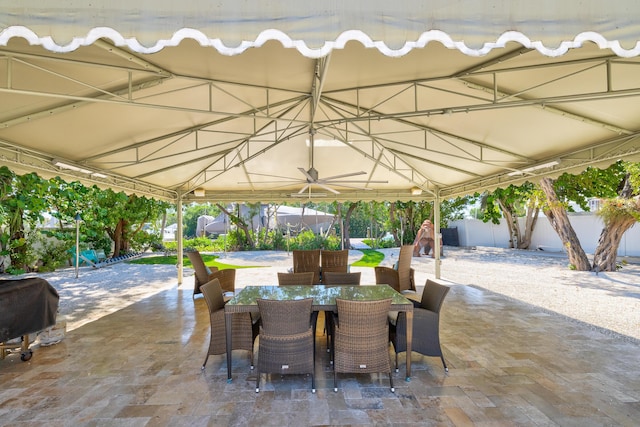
[
  {"xmin": 216, "ymin": 203, "xmax": 254, "ymax": 248},
  {"xmin": 112, "ymin": 220, "xmax": 124, "ymax": 257},
  {"xmin": 519, "ymin": 206, "xmax": 540, "ymax": 249},
  {"xmin": 323, "ymin": 215, "xmax": 338, "ymax": 240},
  {"xmin": 160, "ymin": 210, "xmax": 167, "ymax": 241},
  {"xmin": 498, "ymin": 200, "xmax": 519, "ymax": 248},
  {"xmin": 343, "ymin": 202, "xmax": 357, "ymax": 249},
  {"xmin": 336, "ymin": 203, "xmax": 343, "ymax": 249},
  {"xmin": 540, "ymin": 177, "xmax": 592, "ymax": 271},
  {"xmin": 389, "ymin": 203, "xmax": 400, "ymax": 246},
  {"xmin": 592, "ymin": 216, "xmax": 637, "ymax": 271}
]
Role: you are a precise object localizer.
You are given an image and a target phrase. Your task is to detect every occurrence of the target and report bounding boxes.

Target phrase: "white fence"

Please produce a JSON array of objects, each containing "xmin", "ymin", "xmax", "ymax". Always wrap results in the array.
[{"xmin": 448, "ymin": 214, "xmax": 640, "ymax": 256}]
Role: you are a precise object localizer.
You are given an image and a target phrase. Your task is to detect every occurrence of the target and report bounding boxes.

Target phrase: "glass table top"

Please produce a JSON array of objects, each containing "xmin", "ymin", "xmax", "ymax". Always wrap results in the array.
[{"xmin": 226, "ymin": 284, "xmax": 412, "ymax": 307}]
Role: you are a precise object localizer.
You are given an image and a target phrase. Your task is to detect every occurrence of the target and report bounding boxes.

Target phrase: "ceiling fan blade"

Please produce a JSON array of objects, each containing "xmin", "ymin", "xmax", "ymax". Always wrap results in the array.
[
  {"xmin": 316, "ymin": 183, "xmax": 340, "ymax": 194},
  {"xmin": 318, "ymin": 179, "xmax": 389, "ymax": 184},
  {"xmin": 298, "ymin": 184, "xmax": 311, "ymax": 194},
  {"xmin": 298, "ymin": 167, "xmax": 316, "ymax": 181},
  {"xmin": 238, "ymin": 179, "xmax": 304, "ymax": 184},
  {"xmin": 317, "ymin": 171, "xmax": 366, "ymax": 181},
  {"xmin": 247, "ymin": 172, "xmax": 304, "ymax": 182}
]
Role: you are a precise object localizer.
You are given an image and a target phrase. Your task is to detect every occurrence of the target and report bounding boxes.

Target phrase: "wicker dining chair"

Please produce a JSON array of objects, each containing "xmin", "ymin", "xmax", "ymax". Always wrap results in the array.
[
  {"xmin": 322, "ymin": 271, "xmax": 361, "ymax": 357},
  {"xmin": 374, "ymin": 245, "xmax": 416, "ymax": 293},
  {"xmin": 186, "ymin": 250, "xmax": 236, "ymax": 297},
  {"xmin": 322, "ymin": 271, "xmax": 361, "ymax": 286},
  {"xmin": 389, "ymin": 279, "xmax": 450, "ymax": 372},
  {"xmin": 332, "ymin": 298, "xmax": 394, "ymax": 392},
  {"xmin": 292, "ymin": 249, "xmax": 321, "ymax": 284},
  {"xmin": 255, "ymin": 298, "xmax": 318, "ymax": 393},
  {"xmin": 320, "ymin": 249, "xmax": 349, "ymax": 281},
  {"xmin": 200, "ymin": 279, "xmax": 258, "ymax": 370},
  {"xmin": 277, "ymin": 272, "xmax": 315, "ymax": 286}
]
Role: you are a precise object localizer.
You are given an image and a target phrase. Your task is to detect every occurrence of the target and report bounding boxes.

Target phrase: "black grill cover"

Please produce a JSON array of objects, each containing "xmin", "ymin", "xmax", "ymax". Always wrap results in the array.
[{"xmin": 0, "ymin": 278, "xmax": 59, "ymax": 342}]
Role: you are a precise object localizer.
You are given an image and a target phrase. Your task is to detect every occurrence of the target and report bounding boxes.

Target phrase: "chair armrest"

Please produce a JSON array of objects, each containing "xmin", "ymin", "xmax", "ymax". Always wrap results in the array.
[{"xmin": 394, "ymin": 307, "xmax": 438, "ymax": 329}]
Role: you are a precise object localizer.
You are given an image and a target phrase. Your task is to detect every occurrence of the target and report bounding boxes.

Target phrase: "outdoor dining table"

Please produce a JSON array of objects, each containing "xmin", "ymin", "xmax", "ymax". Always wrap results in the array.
[{"xmin": 224, "ymin": 284, "xmax": 414, "ymax": 382}]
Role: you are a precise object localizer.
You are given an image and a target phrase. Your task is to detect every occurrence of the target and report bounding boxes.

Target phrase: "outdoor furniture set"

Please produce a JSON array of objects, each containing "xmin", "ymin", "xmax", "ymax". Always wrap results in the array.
[{"xmin": 191, "ymin": 247, "xmax": 450, "ymax": 393}]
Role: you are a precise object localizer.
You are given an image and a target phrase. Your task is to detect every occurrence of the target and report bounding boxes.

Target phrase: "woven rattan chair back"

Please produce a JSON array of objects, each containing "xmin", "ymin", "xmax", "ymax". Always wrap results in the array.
[
  {"xmin": 421, "ymin": 279, "xmax": 450, "ymax": 313},
  {"xmin": 277, "ymin": 272, "xmax": 315, "ymax": 286},
  {"xmin": 201, "ymin": 278, "xmax": 225, "ymax": 314},
  {"xmin": 255, "ymin": 298, "xmax": 316, "ymax": 392},
  {"xmin": 332, "ymin": 297, "xmax": 394, "ymax": 392},
  {"xmin": 320, "ymin": 250, "xmax": 349, "ymax": 277},
  {"xmin": 292, "ymin": 250, "xmax": 321, "ymax": 284},
  {"xmin": 395, "ymin": 245, "xmax": 414, "ymax": 291},
  {"xmin": 209, "ymin": 269, "xmax": 236, "ymax": 295},
  {"xmin": 322, "ymin": 271, "xmax": 361, "ymax": 286},
  {"xmin": 186, "ymin": 250, "xmax": 219, "ymax": 296},
  {"xmin": 200, "ymin": 279, "xmax": 258, "ymax": 370},
  {"xmin": 373, "ymin": 245, "xmax": 416, "ymax": 293},
  {"xmin": 390, "ymin": 279, "xmax": 450, "ymax": 372}
]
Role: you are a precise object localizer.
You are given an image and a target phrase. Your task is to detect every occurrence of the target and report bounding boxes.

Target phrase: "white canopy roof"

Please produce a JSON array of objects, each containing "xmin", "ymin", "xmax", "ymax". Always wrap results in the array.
[{"xmin": 2, "ymin": 1, "xmax": 640, "ymax": 203}]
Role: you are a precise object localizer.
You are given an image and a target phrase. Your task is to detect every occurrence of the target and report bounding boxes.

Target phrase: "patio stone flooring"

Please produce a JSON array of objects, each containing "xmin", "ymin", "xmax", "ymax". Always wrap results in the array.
[{"xmin": 1, "ymin": 282, "xmax": 638, "ymax": 426}]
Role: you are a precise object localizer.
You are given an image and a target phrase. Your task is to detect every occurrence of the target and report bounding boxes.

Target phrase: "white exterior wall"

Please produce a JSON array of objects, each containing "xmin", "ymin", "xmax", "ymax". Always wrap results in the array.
[{"xmin": 449, "ymin": 214, "xmax": 640, "ymax": 256}]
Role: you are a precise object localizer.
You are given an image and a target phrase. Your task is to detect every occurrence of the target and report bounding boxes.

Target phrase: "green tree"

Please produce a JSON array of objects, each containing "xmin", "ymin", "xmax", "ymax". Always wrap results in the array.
[
  {"xmin": 0, "ymin": 168, "xmax": 49, "ymax": 272},
  {"xmin": 84, "ymin": 188, "xmax": 169, "ymax": 256},
  {"xmin": 217, "ymin": 203, "xmax": 254, "ymax": 249},
  {"xmin": 542, "ymin": 161, "xmax": 640, "ymax": 271},
  {"xmin": 341, "ymin": 202, "xmax": 359, "ymax": 249},
  {"xmin": 479, "ymin": 183, "xmax": 542, "ymax": 249},
  {"xmin": 44, "ymin": 177, "xmax": 90, "ymax": 229},
  {"xmin": 383, "ymin": 197, "xmax": 471, "ymax": 248},
  {"xmin": 440, "ymin": 196, "xmax": 474, "ymax": 228}
]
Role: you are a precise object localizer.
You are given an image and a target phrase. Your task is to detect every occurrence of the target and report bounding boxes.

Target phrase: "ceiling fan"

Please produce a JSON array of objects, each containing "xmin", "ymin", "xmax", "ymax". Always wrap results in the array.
[
  {"xmin": 245, "ymin": 131, "xmax": 387, "ymax": 195},
  {"xmin": 296, "ymin": 166, "xmax": 369, "ymax": 195}
]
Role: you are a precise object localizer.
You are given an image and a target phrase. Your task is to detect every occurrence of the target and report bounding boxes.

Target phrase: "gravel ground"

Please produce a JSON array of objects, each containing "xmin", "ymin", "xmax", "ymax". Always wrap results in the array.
[
  {"xmin": 408, "ymin": 246, "xmax": 640, "ymax": 343},
  {"xmin": 12, "ymin": 246, "xmax": 640, "ymax": 343}
]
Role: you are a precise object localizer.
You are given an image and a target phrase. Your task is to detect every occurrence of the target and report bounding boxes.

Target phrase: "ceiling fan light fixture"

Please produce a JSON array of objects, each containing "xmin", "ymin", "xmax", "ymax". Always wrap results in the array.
[
  {"xmin": 411, "ymin": 186, "xmax": 423, "ymax": 196},
  {"xmin": 193, "ymin": 187, "xmax": 205, "ymax": 197}
]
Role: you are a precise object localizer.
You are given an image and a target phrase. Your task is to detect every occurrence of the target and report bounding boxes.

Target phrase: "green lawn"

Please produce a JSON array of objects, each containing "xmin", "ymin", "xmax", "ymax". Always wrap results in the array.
[
  {"xmin": 350, "ymin": 249, "xmax": 385, "ymax": 267},
  {"xmin": 130, "ymin": 250, "xmax": 385, "ymax": 269},
  {"xmin": 129, "ymin": 254, "xmax": 258, "ymax": 270}
]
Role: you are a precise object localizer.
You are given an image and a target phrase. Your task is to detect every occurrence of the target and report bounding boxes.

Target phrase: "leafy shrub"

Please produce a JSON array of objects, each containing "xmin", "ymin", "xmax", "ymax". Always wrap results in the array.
[
  {"xmin": 81, "ymin": 228, "xmax": 112, "ymax": 257},
  {"xmin": 129, "ymin": 230, "xmax": 162, "ymax": 253},
  {"xmin": 284, "ymin": 230, "xmax": 341, "ymax": 250},
  {"xmin": 34, "ymin": 234, "xmax": 72, "ymax": 272},
  {"xmin": 5, "ymin": 231, "xmax": 39, "ymax": 274},
  {"xmin": 158, "ymin": 229, "xmax": 340, "ymax": 253},
  {"xmin": 271, "ymin": 230, "xmax": 287, "ymax": 251},
  {"xmin": 362, "ymin": 237, "xmax": 395, "ymax": 249},
  {"xmin": 323, "ymin": 234, "xmax": 341, "ymax": 250},
  {"xmin": 185, "ymin": 236, "xmax": 217, "ymax": 252}
]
